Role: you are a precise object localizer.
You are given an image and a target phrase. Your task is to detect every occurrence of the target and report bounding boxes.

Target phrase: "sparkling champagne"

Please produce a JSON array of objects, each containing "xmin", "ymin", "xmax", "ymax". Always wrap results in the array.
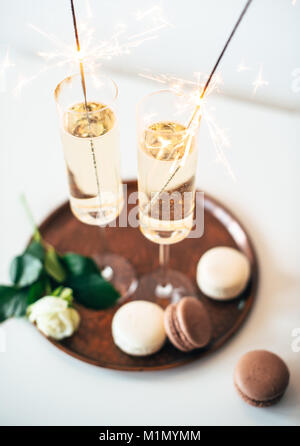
[
  {"xmin": 138, "ymin": 121, "xmax": 197, "ymax": 245},
  {"xmin": 60, "ymin": 101, "xmax": 123, "ymax": 225}
]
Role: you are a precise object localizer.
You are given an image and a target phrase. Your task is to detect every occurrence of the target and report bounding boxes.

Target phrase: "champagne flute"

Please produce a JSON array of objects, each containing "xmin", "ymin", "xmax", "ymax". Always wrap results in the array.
[
  {"xmin": 136, "ymin": 90, "xmax": 200, "ymax": 306},
  {"xmin": 55, "ymin": 71, "xmax": 137, "ymax": 298}
]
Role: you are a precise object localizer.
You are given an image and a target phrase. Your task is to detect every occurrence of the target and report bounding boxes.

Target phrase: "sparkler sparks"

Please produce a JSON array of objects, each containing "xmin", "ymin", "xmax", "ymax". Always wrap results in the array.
[
  {"xmin": 204, "ymin": 109, "xmax": 234, "ymax": 179},
  {"xmin": 160, "ymin": 0, "xmax": 252, "ymax": 187},
  {"xmin": 140, "ymin": 70, "xmax": 235, "ymax": 180},
  {"xmin": 14, "ymin": 67, "xmax": 48, "ymax": 97},
  {"xmin": 0, "ymin": 47, "xmax": 14, "ymax": 92},
  {"xmin": 132, "ymin": 5, "xmax": 173, "ymax": 40},
  {"xmin": 140, "ymin": 71, "xmax": 223, "ymax": 100},
  {"xmin": 32, "ymin": 7, "xmax": 171, "ymax": 66},
  {"xmin": 189, "ymin": 82, "xmax": 235, "ymax": 180},
  {"xmin": 252, "ymin": 66, "xmax": 268, "ymax": 94},
  {"xmin": 13, "ymin": 5, "xmax": 172, "ymax": 96},
  {"xmin": 237, "ymin": 60, "xmax": 250, "ymax": 72},
  {"xmin": 0, "ymin": 47, "xmax": 14, "ymax": 74}
]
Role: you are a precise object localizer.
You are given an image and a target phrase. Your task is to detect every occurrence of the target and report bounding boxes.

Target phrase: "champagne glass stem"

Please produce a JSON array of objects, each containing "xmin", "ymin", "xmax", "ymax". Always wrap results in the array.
[
  {"xmin": 159, "ymin": 244, "xmax": 170, "ymax": 286},
  {"xmin": 98, "ymin": 226, "xmax": 113, "ymax": 281},
  {"xmin": 99, "ymin": 225, "xmax": 107, "ymax": 254}
]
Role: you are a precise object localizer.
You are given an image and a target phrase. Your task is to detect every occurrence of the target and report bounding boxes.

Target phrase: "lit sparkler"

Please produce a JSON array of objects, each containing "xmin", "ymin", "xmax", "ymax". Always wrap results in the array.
[
  {"xmin": 144, "ymin": 0, "xmax": 253, "ymax": 199},
  {"xmin": 14, "ymin": 4, "xmax": 172, "ymax": 96},
  {"xmin": 187, "ymin": 0, "xmax": 253, "ymax": 131},
  {"xmin": 139, "ymin": 70, "xmax": 229, "ymax": 177},
  {"xmin": 69, "ymin": 0, "xmax": 104, "ymax": 218}
]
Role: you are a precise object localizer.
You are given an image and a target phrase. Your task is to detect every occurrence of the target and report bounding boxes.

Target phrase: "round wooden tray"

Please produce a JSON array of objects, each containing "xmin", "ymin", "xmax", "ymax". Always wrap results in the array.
[{"xmin": 39, "ymin": 180, "xmax": 258, "ymax": 371}]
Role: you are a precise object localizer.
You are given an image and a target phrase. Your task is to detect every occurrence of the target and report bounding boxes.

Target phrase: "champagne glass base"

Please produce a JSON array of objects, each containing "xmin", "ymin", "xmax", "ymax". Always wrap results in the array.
[
  {"xmin": 134, "ymin": 268, "xmax": 197, "ymax": 309},
  {"xmin": 93, "ymin": 253, "xmax": 138, "ymax": 301}
]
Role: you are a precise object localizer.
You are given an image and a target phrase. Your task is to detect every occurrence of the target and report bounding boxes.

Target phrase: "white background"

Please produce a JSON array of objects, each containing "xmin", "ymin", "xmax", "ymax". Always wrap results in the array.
[{"xmin": 0, "ymin": 0, "xmax": 299, "ymax": 426}]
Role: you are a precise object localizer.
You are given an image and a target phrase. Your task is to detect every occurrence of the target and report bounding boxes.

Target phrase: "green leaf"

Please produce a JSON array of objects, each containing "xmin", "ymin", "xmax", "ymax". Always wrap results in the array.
[
  {"xmin": 27, "ymin": 279, "xmax": 46, "ymax": 306},
  {"xmin": 0, "ymin": 285, "xmax": 28, "ymax": 322},
  {"xmin": 10, "ymin": 253, "xmax": 43, "ymax": 288},
  {"xmin": 62, "ymin": 253, "xmax": 100, "ymax": 277},
  {"xmin": 68, "ymin": 273, "xmax": 120, "ymax": 309},
  {"xmin": 0, "ymin": 286, "xmax": 16, "ymax": 322},
  {"xmin": 25, "ymin": 240, "xmax": 45, "ymax": 261},
  {"xmin": 44, "ymin": 247, "xmax": 66, "ymax": 283},
  {"xmin": 45, "ymin": 278, "xmax": 52, "ymax": 295}
]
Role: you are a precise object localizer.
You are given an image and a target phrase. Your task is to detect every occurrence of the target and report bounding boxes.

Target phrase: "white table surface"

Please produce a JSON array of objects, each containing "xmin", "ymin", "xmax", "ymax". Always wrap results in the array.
[{"xmin": 0, "ymin": 64, "xmax": 299, "ymax": 426}]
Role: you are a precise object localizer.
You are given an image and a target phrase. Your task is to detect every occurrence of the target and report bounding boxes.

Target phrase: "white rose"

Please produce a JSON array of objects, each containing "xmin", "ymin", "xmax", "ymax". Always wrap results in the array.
[{"xmin": 27, "ymin": 296, "xmax": 80, "ymax": 340}]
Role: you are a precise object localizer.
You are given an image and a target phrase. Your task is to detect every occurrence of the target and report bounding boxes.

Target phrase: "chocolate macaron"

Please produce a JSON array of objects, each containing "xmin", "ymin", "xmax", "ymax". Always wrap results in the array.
[
  {"xmin": 164, "ymin": 297, "xmax": 212, "ymax": 352},
  {"xmin": 234, "ymin": 350, "xmax": 290, "ymax": 407}
]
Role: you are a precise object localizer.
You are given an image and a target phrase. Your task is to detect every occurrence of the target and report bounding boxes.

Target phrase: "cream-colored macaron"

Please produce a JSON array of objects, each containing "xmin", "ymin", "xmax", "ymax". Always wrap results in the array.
[
  {"xmin": 197, "ymin": 246, "xmax": 251, "ymax": 300},
  {"xmin": 112, "ymin": 300, "xmax": 166, "ymax": 356}
]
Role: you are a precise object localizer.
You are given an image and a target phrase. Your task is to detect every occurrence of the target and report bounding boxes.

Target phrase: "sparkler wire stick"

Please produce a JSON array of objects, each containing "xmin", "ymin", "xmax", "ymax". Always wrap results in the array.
[
  {"xmin": 148, "ymin": 0, "xmax": 253, "ymax": 211},
  {"xmin": 70, "ymin": 0, "xmax": 103, "ymax": 214},
  {"xmin": 188, "ymin": 0, "xmax": 253, "ymax": 128}
]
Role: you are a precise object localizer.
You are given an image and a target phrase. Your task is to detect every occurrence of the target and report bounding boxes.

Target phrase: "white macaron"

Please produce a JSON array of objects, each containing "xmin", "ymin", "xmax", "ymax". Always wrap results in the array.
[
  {"xmin": 112, "ymin": 300, "xmax": 166, "ymax": 356},
  {"xmin": 197, "ymin": 246, "xmax": 251, "ymax": 300}
]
